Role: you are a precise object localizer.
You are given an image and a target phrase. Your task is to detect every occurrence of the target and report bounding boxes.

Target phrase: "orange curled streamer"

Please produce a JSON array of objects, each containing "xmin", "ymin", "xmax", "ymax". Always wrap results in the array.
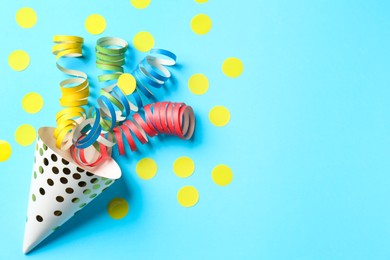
[{"xmin": 112, "ymin": 102, "xmax": 195, "ymax": 156}]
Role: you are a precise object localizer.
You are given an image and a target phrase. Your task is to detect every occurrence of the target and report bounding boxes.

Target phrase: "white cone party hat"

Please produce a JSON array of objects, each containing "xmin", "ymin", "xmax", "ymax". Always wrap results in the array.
[{"xmin": 23, "ymin": 127, "xmax": 122, "ymax": 254}]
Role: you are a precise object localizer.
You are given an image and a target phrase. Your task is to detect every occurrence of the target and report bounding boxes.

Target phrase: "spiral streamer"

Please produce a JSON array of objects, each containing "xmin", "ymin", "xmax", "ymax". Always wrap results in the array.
[
  {"xmin": 131, "ymin": 49, "xmax": 177, "ymax": 108},
  {"xmin": 112, "ymin": 102, "xmax": 195, "ymax": 156},
  {"xmin": 52, "ymin": 35, "xmax": 89, "ymax": 150},
  {"xmin": 96, "ymin": 37, "xmax": 128, "ymax": 84}
]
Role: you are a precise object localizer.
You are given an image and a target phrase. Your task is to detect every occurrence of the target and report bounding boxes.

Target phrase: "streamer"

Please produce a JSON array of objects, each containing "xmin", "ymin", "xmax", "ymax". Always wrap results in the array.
[
  {"xmin": 96, "ymin": 37, "xmax": 137, "ymax": 131},
  {"xmin": 113, "ymin": 102, "xmax": 195, "ymax": 156},
  {"xmin": 131, "ymin": 49, "xmax": 177, "ymax": 108},
  {"xmin": 52, "ymin": 35, "xmax": 89, "ymax": 150},
  {"xmin": 96, "ymin": 37, "xmax": 128, "ymax": 84}
]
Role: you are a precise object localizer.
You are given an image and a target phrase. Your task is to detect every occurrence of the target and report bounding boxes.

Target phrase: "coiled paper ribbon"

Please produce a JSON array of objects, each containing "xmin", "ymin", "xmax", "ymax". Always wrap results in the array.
[
  {"xmin": 52, "ymin": 35, "xmax": 89, "ymax": 150},
  {"xmin": 96, "ymin": 37, "xmax": 128, "ymax": 83},
  {"xmin": 131, "ymin": 49, "xmax": 177, "ymax": 108},
  {"xmin": 113, "ymin": 102, "xmax": 195, "ymax": 156},
  {"xmin": 96, "ymin": 37, "xmax": 137, "ymax": 132}
]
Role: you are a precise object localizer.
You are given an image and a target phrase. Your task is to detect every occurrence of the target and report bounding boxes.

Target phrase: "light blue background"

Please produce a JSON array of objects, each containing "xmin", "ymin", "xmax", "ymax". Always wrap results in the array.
[{"xmin": 1, "ymin": 0, "xmax": 390, "ymax": 259}]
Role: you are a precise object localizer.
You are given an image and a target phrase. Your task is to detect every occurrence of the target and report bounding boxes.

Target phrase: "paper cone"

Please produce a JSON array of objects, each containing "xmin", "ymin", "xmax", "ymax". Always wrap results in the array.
[{"xmin": 23, "ymin": 127, "xmax": 122, "ymax": 254}]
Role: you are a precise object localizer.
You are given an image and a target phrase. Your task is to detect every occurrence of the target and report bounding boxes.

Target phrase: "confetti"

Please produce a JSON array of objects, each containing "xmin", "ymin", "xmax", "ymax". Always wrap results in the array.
[
  {"xmin": 107, "ymin": 198, "xmax": 129, "ymax": 219},
  {"xmin": 191, "ymin": 14, "xmax": 212, "ymax": 35},
  {"xmin": 173, "ymin": 156, "xmax": 195, "ymax": 178},
  {"xmin": 136, "ymin": 158, "xmax": 158, "ymax": 180},
  {"xmin": 133, "ymin": 31, "xmax": 155, "ymax": 52},
  {"xmin": 22, "ymin": 93, "xmax": 44, "ymax": 114},
  {"xmin": 177, "ymin": 186, "xmax": 199, "ymax": 207},
  {"xmin": 16, "ymin": 7, "xmax": 37, "ymax": 29},
  {"xmin": 222, "ymin": 57, "xmax": 244, "ymax": 78},
  {"xmin": 8, "ymin": 50, "xmax": 30, "ymax": 71},
  {"xmin": 85, "ymin": 14, "xmax": 106, "ymax": 35},
  {"xmin": 209, "ymin": 106, "xmax": 230, "ymax": 127},
  {"xmin": 0, "ymin": 141, "xmax": 12, "ymax": 162}
]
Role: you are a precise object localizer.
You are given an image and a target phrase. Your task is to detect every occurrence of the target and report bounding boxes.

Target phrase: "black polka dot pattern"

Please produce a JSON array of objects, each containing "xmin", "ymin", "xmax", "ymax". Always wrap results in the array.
[
  {"xmin": 65, "ymin": 187, "xmax": 74, "ymax": 194},
  {"xmin": 30, "ymin": 138, "xmax": 116, "ymax": 228},
  {"xmin": 36, "ymin": 215, "xmax": 43, "ymax": 222},
  {"xmin": 43, "ymin": 158, "xmax": 49, "ymax": 166},
  {"xmin": 60, "ymin": 177, "xmax": 68, "ymax": 184},
  {"xmin": 63, "ymin": 168, "xmax": 71, "ymax": 175}
]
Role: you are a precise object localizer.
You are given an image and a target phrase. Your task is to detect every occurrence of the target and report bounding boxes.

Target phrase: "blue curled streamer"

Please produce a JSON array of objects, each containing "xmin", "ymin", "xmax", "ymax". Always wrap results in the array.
[{"xmin": 130, "ymin": 49, "xmax": 177, "ymax": 107}]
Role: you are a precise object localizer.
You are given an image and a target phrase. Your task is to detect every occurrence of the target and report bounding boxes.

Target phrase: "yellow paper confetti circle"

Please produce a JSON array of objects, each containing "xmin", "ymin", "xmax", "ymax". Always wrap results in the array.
[
  {"xmin": 130, "ymin": 0, "xmax": 151, "ymax": 9},
  {"xmin": 173, "ymin": 156, "xmax": 195, "ymax": 178},
  {"xmin": 22, "ymin": 93, "xmax": 44, "ymax": 114},
  {"xmin": 118, "ymin": 73, "xmax": 136, "ymax": 95},
  {"xmin": 107, "ymin": 198, "xmax": 129, "ymax": 219},
  {"xmin": 0, "ymin": 141, "xmax": 12, "ymax": 162},
  {"xmin": 8, "ymin": 50, "xmax": 30, "ymax": 71},
  {"xmin": 191, "ymin": 14, "xmax": 212, "ymax": 35},
  {"xmin": 222, "ymin": 57, "xmax": 244, "ymax": 78},
  {"xmin": 177, "ymin": 186, "xmax": 199, "ymax": 207},
  {"xmin": 188, "ymin": 74, "xmax": 209, "ymax": 95},
  {"xmin": 16, "ymin": 7, "xmax": 37, "ymax": 29},
  {"xmin": 15, "ymin": 124, "xmax": 36, "ymax": 146},
  {"xmin": 209, "ymin": 106, "xmax": 231, "ymax": 127},
  {"xmin": 85, "ymin": 14, "xmax": 106, "ymax": 35},
  {"xmin": 136, "ymin": 158, "xmax": 158, "ymax": 180},
  {"xmin": 195, "ymin": 0, "xmax": 208, "ymax": 3},
  {"xmin": 133, "ymin": 31, "xmax": 155, "ymax": 52},
  {"xmin": 212, "ymin": 165, "xmax": 233, "ymax": 186}
]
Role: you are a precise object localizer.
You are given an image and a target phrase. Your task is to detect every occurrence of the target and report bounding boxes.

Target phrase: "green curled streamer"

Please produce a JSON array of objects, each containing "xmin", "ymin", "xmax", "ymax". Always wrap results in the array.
[{"xmin": 96, "ymin": 37, "xmax": 128, "ymax": 83}]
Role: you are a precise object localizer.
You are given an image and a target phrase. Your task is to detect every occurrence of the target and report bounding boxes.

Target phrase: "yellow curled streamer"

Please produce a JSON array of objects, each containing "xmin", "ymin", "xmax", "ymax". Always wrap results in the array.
[{"xmin": 52, "ymin": 35, "xmax": 89, "ymax": 150}]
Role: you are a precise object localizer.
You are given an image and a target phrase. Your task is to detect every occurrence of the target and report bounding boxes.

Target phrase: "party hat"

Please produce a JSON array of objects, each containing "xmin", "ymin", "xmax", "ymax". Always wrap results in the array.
[{"xmin": 23, "ymin": 127, "xmax": 122, "ymax": 254}]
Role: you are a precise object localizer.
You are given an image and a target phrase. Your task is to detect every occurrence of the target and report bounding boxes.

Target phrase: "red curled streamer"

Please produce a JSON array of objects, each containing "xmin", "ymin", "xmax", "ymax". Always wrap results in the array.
[
  {"xmin": 111, "ymin": 102, "xmax": 195, "ymax": 156},
  {"xmin": 70, "ymin": 135, "xmax": 110, "ymax": 168}
]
